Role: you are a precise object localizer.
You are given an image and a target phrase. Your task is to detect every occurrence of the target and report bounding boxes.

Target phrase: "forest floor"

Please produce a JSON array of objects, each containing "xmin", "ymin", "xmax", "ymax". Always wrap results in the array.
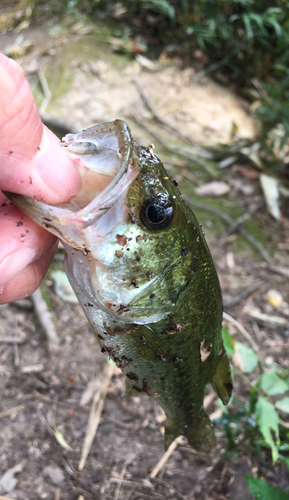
[{"xmin": 0, "ymin": 11, "xmax": 289, "ymax": 500}]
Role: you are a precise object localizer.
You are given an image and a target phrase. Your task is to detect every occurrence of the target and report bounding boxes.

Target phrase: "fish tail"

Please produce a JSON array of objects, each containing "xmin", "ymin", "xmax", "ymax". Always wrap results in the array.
[{"xmin": 165, "ymin": 410, "xmax": 216, "ymax": 451}]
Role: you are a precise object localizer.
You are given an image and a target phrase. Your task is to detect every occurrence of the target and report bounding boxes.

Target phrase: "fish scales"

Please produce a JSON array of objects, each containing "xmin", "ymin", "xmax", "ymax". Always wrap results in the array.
[{"xmin": 5, "ymin": 119, "xmax": 232, "ymax": 451}]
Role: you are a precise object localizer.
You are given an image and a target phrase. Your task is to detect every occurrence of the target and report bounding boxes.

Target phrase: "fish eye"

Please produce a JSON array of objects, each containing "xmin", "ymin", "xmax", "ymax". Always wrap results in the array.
[{"xmin": 140, "ymin": 199, "xmax": 174, "ymax": 230}]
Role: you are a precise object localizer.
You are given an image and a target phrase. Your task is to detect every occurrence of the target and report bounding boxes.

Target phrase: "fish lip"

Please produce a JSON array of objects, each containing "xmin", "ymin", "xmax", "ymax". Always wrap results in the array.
[{"xmin": 61, "ymin": 119, "xmax": 138, "ymax": 230}]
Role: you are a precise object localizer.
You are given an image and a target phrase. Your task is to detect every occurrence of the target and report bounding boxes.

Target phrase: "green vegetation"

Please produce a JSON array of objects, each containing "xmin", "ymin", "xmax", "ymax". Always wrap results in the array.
[
  {"xmin": 221, "ymin": 326, "xmax": 289, "ymax": 497},
  {"xmin": 30, "ymin": 0, "xmax": 289, "ymax": 150},
  {"xmin": 246, "ymin": 476, "xmax": 289, "ymax": 499}
]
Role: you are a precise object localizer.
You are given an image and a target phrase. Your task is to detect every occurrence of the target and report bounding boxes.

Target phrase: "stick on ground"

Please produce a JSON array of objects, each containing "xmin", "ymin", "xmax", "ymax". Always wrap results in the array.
[
  {"xmin": 31, "ymin": 288, "xmax": 60, "ymax": 353},
  {"xmin": 149, "ymin": 436, "xmax": 185, "ymax": 479},
  {"xmin": 223, "ymin": 280, "xmax": 267, "ymax": 309},
  {"xmin": 223, "ymin": 311, "xmax": 264, "ymax": 372},
  {"xmin": 78, "ymin": 362, "xmax": 115, "ymax": 471},
  {"xmin": 185, "ymin": 197, "xmax": 273, "ymax": 264},
  {"xmin": 131, "ymin": 115, "xmax": 216, "ymax": 176}
]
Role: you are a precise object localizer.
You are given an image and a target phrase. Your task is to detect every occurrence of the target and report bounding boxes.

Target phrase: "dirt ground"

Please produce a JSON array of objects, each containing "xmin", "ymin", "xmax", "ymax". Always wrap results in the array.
[{"xmin": 0, "ymin": 13, "xmax": 289, "ymax": 500}]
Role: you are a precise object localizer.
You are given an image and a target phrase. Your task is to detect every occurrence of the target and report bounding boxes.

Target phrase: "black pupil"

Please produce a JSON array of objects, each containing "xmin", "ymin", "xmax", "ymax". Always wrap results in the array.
[
  {"xmin": 147, "ymin": 204, "xmax": 166, "ymax": 224},
  {"xmin": 140, "ymin": 198, "xmax": 174, "ymax": 230}
]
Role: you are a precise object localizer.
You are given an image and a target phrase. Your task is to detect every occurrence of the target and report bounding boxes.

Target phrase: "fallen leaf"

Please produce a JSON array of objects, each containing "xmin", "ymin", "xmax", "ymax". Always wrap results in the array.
[{"xmin": 260, "ymin": 174, "xmax": 281, "ymax": 221}]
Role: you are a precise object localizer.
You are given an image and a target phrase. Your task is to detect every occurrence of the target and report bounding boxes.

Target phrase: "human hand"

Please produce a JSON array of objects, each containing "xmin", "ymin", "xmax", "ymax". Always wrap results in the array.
[{"xmin": 0, "ymin": 53, "xmax": 82, "ymax": 304}]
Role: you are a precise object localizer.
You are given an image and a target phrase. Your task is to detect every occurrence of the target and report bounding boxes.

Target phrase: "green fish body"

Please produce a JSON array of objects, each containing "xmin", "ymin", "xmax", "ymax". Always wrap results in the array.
[{"xmin": 6, "ymin": 120, "xmax": 232, "ymax": 450}]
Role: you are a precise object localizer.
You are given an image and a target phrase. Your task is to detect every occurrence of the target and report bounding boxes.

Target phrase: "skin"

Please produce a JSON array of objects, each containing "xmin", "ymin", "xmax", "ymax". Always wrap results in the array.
[{"xmin": 0, "ymin": 53, "xmax": 82, "ymax": 304}]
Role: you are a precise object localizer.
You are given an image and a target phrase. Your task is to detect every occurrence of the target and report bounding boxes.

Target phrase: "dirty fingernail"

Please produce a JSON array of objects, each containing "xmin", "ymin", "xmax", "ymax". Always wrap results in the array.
[{"xmin": 0, "ymin": 247, "xmax": 36, "ymax": 286}]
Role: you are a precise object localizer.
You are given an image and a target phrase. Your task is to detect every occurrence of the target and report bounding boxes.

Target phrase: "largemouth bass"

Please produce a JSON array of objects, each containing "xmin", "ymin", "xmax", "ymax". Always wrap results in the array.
[{"xmin": 6, "ymin": 120, "xmax": 232, "ymax": 451}]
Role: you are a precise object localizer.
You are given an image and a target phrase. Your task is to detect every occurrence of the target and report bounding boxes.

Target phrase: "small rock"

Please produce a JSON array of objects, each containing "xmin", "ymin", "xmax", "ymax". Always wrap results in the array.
[
  {"xmin": 43, "ymin": 464, "xmax": 65, "ymax": 486},
  {"xmin": 0, "ymin": 463, "xmax": 23, "ymax": 494}
]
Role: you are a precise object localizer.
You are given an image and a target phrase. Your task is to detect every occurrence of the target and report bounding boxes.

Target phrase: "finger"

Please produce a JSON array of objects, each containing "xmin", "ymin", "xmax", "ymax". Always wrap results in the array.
[
  {"xmin": 0, "ymin": 199, "xmax": 57, "ymax": 287},
  {"xmin": 0, "ymin": 242, "xmax": 58, "ymax": 304},
  {"xmin": 0, "ymin": 53, "xmax": 82, "ymax": 204}
]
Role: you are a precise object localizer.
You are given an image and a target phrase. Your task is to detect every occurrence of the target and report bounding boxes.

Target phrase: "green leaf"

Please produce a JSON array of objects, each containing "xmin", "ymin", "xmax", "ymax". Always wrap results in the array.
[
  {"xmin": 243, "ymin": 14, "xmax": 253, "ymax": 39},
  {"xmin": 255, "ymin": 396, "xmax": 279, "ymax": 463},
  {"xmin": 260, "ymin": 372, "xmax": 289, "ymax": 396},
  {"xmin": 276, "ymin": 397, "xmax": 289, "ymax": 414},
  {"xmin": 143, "ymin": 0, "xmax": 175, "ymax": 20},
  {"xmin": 222, "ymin": 326, "xmax": 235, "ymax": 355},
  {"xmin": 236, "ymin": 342, "xmax": 258, "ymax": 373},
  {"xmin": 246, "ymin": 476, "xmax": 289, "ymax": 500}
]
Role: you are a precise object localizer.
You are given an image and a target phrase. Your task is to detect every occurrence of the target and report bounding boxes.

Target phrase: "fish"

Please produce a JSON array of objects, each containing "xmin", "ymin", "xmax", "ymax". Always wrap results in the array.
[{"xmin": 5, "ymin": 119, "xmax": 233, "ymax": 451}]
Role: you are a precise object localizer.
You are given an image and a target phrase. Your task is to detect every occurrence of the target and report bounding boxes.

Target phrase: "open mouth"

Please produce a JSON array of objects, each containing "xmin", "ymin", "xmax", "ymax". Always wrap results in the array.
[{"xmin": 4, "ymin": 120, "xmax": 139, "ymax": 249}]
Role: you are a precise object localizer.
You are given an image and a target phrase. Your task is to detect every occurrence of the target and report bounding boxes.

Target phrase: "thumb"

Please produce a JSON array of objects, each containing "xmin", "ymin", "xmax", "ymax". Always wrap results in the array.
[{"xmin": 0, "ymin": 53, "xmax": 82, "ymax": 204}]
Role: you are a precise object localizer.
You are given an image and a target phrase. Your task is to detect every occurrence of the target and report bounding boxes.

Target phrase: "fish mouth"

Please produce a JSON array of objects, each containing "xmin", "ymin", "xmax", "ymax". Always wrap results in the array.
[{"xmin": 4, "ymin": 120, "xmax": 139, "ymax": 250}]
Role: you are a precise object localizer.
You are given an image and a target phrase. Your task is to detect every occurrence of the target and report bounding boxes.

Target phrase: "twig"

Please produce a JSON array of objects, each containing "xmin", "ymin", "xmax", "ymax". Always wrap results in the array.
[
  {"xmin": 218, "ymin": 200, "xmax": 265, "ymax": 245},
  {"xmin": 0, "ymin": 404, "xmax": 25, "ymax": 419},
  {"xmin": 223, "ymin": 281, "xmax": 267, "ymax": 309},
  {"xmin": 114, "ymin": 458, "xmax": 129, "ymax": 500},
  {"xmin": 243, "ymin": 309, "xmax": 287, "ymax": 326},
  {"xmin": 184, "ymin": 196, "xmax": 273, "ymax": 264},
  {"xmin": 128, "ymin": 491, "xmax": 166, "ymax": 499},
  {"xmin": 132, "ymin": 75, "xmax": 213, "ymax": 158},
  {"xmin": 123, "ymin": 485, "xmax": 137, "ymax": 500},
  {"xmin": 37, "ymin": 68, "xmax": 52, "ymax": 113},
  {"xmin": 33, "ymin": 391, "xmax": 89, "ymax": 410},
  {"xmin": 21, "ymin": 364, "xmax": 44, "ymax": 373},
  {"xmin": 13, "ymin": 337, "xmax": 19, "ymax": 368},
  {"xmin": 149, "ymin": 436, "xmax": 184, "ymax": 479},
  {"xmin": 132, "ymin": 115, "xmax": 217, "ymax": 175},
  {"xmin": 31, "ymin": 288, "xmax": 60, "ymax": 353},
  {"xmin": 78, "ymin": 362, "xmax": 114, "ymax": 471},
  {"xmin": 223, "ymin": 312, "xmax": 260, "ymax": 353},
  {"xmin": 223, "ymin": 312, "xmax": 264, "ymax": 372},
  {"xmin": 104, "ymin": 417, "xmax": 134, "ymax": 429},
  {"xmin": 233, "ymin": 366, "xmax": 258, "ymax": 388},
  {"xmin": 0, "ymin": 337, "xmax": 26, "ymax": 344},
  {"xmin": 48, "ymin": 383, "xmax": 85, "ymax": 392},
  {"xmin": 266, "ymin": 265, "xmax": 289, "ymax": 279},
  {"xmin": 150, "ymin": 477, "xmax": 187, "ymax": 500}
]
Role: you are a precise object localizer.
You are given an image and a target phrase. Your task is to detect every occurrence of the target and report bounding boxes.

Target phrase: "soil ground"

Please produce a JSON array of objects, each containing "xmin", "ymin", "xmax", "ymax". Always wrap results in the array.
[{"xmin": 0, "ymin": 13, "xmax": 289, "ymax": 500}]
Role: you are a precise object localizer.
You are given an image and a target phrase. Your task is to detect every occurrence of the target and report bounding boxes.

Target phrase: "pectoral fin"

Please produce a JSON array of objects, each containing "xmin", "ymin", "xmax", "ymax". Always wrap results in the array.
[
  {"xmin": 211, "ymin": 348, "xmax": 233, "ymax": 405},
  {"xmin": 165, "ymin": 410, "xmax": 216, "ymax": 451}
]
